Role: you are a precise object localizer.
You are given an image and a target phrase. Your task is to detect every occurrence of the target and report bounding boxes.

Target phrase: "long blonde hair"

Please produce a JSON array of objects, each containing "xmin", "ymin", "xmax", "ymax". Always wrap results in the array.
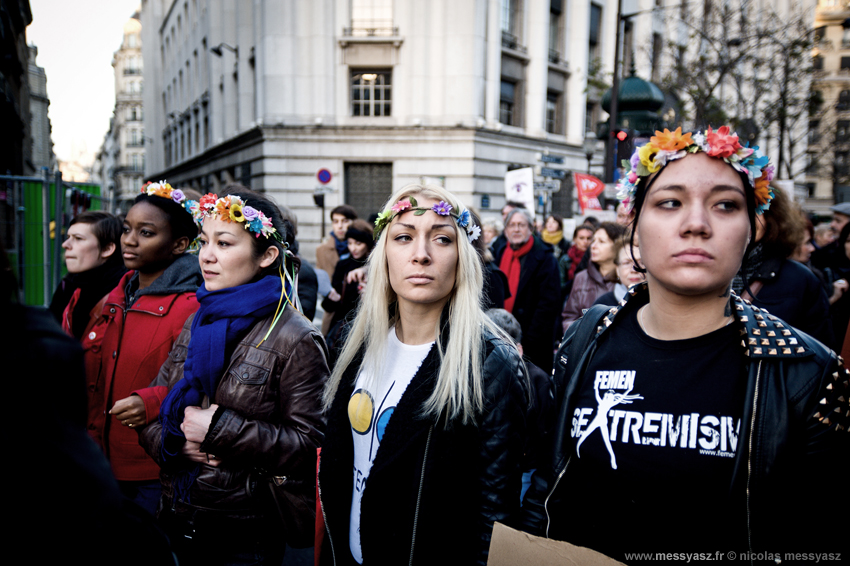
[{"xmin": 323, "ymin": 184, "xmax": 515, "ymax": 424}]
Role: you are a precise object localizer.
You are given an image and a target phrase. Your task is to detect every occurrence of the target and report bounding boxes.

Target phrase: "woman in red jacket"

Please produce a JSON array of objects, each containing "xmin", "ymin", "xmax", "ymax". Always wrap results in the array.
[{"xmin": 81, "ymin": 181, "xmax": 202, "ymax": 515}]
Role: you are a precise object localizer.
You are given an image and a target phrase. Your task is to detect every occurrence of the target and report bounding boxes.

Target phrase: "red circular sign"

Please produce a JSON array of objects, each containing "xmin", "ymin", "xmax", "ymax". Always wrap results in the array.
[{"xmin": 317, "ymin": 168, "xmax": 332, "ymax": 184}]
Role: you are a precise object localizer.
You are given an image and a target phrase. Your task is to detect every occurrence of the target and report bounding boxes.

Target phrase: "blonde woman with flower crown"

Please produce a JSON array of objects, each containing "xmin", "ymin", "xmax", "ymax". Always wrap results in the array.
[
  {"xmin": 520, "ymin": 127, "xmax": 848, "ymax": 561},
  {"xmin": 317, "ymin": 184, "xmax": 529, "ymax": 566},
  {"xmin": 139, "ymin": 186, "xmax": 328, "ymax": 566}
]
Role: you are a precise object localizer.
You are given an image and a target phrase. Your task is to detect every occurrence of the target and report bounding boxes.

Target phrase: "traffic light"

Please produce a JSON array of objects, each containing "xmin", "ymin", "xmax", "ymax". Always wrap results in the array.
[{"xmin": 612, "ymin": 128, "xmax": 633, "ymax": 143}]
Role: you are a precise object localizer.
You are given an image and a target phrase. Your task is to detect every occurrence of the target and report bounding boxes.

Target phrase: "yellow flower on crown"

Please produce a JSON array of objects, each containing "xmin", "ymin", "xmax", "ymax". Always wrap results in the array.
[
  {"xmin": 638, "ymin": 144, "xmax": 661, "ymax": 173},
  {"xmin": 230, "ymin": 201, "xmax": 245, "ymax": 222},
  {"xmin": 650, "ymin": 127, "xmax": 694, "ymax": 152}
]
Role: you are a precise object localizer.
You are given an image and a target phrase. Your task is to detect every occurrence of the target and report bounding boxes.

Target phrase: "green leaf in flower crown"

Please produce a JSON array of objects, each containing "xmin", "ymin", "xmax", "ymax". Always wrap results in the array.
[
  {"xmin": 409, "ymin": 196, "xmax": 419, "ymax": 207},
  {"xmin": 414, "ymin": 209, "xmax": 426, "ymax": 215},
  {"xmin": 636, "ymin": 163, "xmax": 651, "ymax": 176},
  {"xmin": 621, "ymin": 159, "xmax": 631, "ymax": 169}
]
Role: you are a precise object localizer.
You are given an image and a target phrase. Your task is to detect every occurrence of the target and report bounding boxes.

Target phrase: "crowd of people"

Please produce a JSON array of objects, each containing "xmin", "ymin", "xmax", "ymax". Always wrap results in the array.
[{"xmin": 16, "ymin": 123, "xmax": 848, "ymax": 565}]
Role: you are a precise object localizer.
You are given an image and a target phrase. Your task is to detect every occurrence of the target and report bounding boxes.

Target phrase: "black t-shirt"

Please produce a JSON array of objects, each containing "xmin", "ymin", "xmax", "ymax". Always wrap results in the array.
[{"xmin": 553, "ymin": 306, "xmax": 749, "ymax": 560}]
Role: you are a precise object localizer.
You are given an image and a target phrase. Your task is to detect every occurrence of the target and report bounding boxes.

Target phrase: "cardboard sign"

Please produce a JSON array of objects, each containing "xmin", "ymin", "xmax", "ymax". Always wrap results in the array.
[
  {"xmin": 574, "ymin": 172, "xmax": 605, "ymax": 213},
  {"xmin": 487, "ymin": 523, "xmax": 626, "ymax": 566}
]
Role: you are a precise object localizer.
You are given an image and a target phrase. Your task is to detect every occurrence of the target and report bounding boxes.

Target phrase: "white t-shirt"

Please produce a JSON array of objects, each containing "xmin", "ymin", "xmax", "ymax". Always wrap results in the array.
[{"xmin": 348, "ymin": 327, "xmax": 434, "ymax": 564}]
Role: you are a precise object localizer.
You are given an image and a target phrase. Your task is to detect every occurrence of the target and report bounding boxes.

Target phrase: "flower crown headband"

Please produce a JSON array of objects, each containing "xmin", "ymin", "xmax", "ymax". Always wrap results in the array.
[
  {"xmin": 373, "ymin": 196, "xmax": 481, "ymax": 243},
  {"xmin": 140, "ymin": 183, "xmax": 283, "ymax": 242},
  {"xmin": 616, "ymin": 126, "xmax": 775, "ymax": 215},
  {"xmin": 189, "ymin": 193, "xmax": 283, "ymax": 242},
  {"xmin": 140, "ymin": 180, "xmax": 194, "ymax": 212}
]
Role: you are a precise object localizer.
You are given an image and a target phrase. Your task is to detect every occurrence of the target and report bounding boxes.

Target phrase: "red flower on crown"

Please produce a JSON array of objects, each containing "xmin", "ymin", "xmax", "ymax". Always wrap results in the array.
[
  {"xmin": 199, "ymin": 193, "xmax": 218, "ymax": 210},
  {"xmin": 705, "ymin": 126, "xmax": 742, "ymax": 158}
]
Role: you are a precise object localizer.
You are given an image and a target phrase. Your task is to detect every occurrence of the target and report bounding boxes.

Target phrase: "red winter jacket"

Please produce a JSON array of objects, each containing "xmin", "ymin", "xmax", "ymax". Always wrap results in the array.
[{"xmin": 74, "ymin": 255, "xmax": 201, "ymax": 481}]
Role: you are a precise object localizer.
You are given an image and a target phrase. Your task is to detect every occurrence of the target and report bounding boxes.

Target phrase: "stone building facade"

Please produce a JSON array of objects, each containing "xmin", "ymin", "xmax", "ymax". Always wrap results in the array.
[
  {"xmin": 140, "ymin": 0, "xmax": 627, "ymax": 259},
  {"xmin": 95, "ymin": 13, "xmax": 146, "ymax": 212},
  {"xmin": 808, "ymin": 0, "xmax": 850, "ymax": 207},
  {"xmin": 27, "ymin": 44, "xmax": 55, "ymax": 173}
]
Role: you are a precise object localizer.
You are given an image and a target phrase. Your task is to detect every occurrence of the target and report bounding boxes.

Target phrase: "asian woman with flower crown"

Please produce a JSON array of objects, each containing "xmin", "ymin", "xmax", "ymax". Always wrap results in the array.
[
  {"xmin": 317, "ymin": 184, "xmax": 529, "ymax": 566},
  {"xmin": 138, "ymin": 186, "xmax": 328, "ymax": 566},
  {"xmin": 79, "ymin": 182, "xmax": 202, "ymax": 516},
  {"xmin": 520, "ymin": 127, "xmax": 848, "ymax": 561}
]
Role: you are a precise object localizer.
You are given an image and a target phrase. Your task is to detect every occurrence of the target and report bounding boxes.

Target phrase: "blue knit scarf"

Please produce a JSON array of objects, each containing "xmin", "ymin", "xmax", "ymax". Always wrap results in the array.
[
  {"xmin": 332, "ymin": 232, "xmax": 351, "ymax": 261},
  {"xmin": 159, "ymin": 274, "xmax": 284, "ymax": 501}
]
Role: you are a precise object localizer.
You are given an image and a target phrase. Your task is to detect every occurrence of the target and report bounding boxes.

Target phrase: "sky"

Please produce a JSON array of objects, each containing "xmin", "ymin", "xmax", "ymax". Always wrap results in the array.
[{"xmin": 27, "ymin": 0, "xmax": 142, "ymax": 164}]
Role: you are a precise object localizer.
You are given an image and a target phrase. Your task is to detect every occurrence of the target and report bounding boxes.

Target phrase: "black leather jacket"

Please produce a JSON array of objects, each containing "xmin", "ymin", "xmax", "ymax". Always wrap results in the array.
[
  {"xmin": 521, "ymin": 282, "xmax": 849, "ymax": 557},
  {"xmin": 318, "ymin": 328, "xmax": 529, "ymax": 566},
  {"xmin": 139, "ymin": 305, "xmax": 329, "ymax": 520}
]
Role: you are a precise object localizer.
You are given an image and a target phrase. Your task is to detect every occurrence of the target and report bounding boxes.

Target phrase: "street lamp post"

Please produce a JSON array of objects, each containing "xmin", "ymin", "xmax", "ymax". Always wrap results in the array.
[{"xmin": 604, "ymin": 0, "xmax": 624, "ymax": 184}]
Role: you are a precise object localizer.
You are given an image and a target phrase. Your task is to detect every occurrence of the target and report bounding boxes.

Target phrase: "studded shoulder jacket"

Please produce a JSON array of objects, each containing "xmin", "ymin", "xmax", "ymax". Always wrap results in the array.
[{"xmin": 520, "ymin": 282, "xmax": 849, "ymax": 556}]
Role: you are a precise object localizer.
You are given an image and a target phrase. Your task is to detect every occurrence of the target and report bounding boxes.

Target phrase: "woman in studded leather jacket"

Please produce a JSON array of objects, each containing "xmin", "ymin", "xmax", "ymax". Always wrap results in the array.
[
  {"xmin": 138, "ymin": 188, "xmax": 328, "ymax": 565},
  {"xmin": 318, "ymin": 184, "xmax": 529, "ymax": 566},
  {"xmin": 520, "ymin": 129, "xmax": 849, "ymax": 562}
]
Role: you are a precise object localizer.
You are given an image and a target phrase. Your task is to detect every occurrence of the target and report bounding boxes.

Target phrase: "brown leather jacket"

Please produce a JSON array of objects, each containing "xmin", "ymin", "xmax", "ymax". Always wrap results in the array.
[{"xmin": 139, "ymin": 305, "xmax": 329, "ymax": 519}]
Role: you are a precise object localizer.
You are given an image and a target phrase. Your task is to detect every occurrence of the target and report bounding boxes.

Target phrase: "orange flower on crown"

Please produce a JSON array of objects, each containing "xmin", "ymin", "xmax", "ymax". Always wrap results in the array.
[
  {"xmin": 215, "ymin": 196, "xmax": 232, "ymax": 220},
  {"xmin": 650, "ymin": 127, "xmax": 694, "ymax": 151},
  {"xmin": 705, "ymin": 126, "xmax": 742, "ymax": 158},
  {"xmin": 753, "ymin": 172, "xmax": 771, "ymax": 205}
]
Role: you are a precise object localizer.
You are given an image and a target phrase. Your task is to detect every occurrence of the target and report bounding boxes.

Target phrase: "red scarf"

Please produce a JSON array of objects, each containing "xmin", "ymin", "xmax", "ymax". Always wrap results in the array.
[
  {"xmin": 567, "ymin": 245, "xmax": 586, "ymax": 281},
  {"xmin": 499, "ymin": 237, "xmax": 535, "ymax": 313}
]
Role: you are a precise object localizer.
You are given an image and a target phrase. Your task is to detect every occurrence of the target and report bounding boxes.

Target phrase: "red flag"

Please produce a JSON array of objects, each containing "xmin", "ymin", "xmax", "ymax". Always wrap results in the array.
[{"xmin": 573, "ymin": 173, "xmax": 605, "ymax": 213}]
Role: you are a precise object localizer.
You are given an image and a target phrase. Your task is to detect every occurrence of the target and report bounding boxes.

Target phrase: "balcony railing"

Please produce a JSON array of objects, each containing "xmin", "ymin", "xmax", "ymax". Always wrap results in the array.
[
  {"xmin": 126, "ymin": 140, "xmax": 145, "ymax": 147},
  {"xmin": 343, "ymin": 20, "xmax": 398, "ymax": 37},
  {"xmin": 549, "ymin": 49, "xmax": 565, "ymax": 65},
  {"xmin": 123, "ymin": 68, "xmax": 142, "ymax": 75},
  {"xmin": 501, "ymin": 31, "xmax": 527, "ymax": 53}
]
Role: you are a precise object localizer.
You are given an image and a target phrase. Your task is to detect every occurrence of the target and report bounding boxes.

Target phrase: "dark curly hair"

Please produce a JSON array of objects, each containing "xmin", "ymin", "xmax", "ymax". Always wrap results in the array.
[{"xmin": 759, "ymin": 188, "xmax": 805, "ymax": 258}]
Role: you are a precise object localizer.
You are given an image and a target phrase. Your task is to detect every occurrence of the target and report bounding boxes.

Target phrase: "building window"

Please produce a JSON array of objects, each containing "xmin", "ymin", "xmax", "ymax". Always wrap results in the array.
[
  {"xmin": 344, "ymin": 162, "xmax": 393, "ymax": 219},
  {"xmin": 500, "ymin": 80, "xmax": 518, "ymax": 126},
  {"xmin": 838, "ymin": 121, "xmax": 850, "ymax": 143},
  {"xmin": 501, "ymin": 0, "xmax": 523, "ymax": 50},
  {"xmin": 810, "ymin": 120, "xmax": 821, "ymax": 144},
  {"xmin": 813, "ymin": 55, "xmax": 824, "ymax": 71},
  {"xmin": 843, "ymin": 27, "xmax": 850, "ymax": 48},
  {"xmin": 842, "ymin": 57, "xmax": 850, "ymax": 71},
  {"xmin": 203, "ymin": 111, "xmax": 209, "ymax": 149},
  {"xmin": 548, "ymin": 0, "xmax": 563, "ymax": 63},
  {"xmin": 546, "ymin": 91, "xmax": 562, "ymax": 134},
  {"xmin": 128, "ymin": 33, "xmax": 138, "ymax": 48},
  {"xmin": 351, "ymin": 70, "xmax": 392, "ymax": 117},
  {"xmin": 836, "ymin": 151, "xmax": 850, "ymax": 179},
  {"xmin": 588, "ymin": 3, "xmax": 603, "ymax": 68},
  {"xmin": 839, "ymin": 90, "xmax": 850, "ymax": 110},
  {"xmin": 651, "ymin": 33, "xmax": 663, "ymax": 82},
  {"xmin": 586, "ymin": 101, "xmax": 597, "ymax": 133},
  {"xmin": 349, "ymin": 0, "xmax": 394, "ymax": 36}
]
